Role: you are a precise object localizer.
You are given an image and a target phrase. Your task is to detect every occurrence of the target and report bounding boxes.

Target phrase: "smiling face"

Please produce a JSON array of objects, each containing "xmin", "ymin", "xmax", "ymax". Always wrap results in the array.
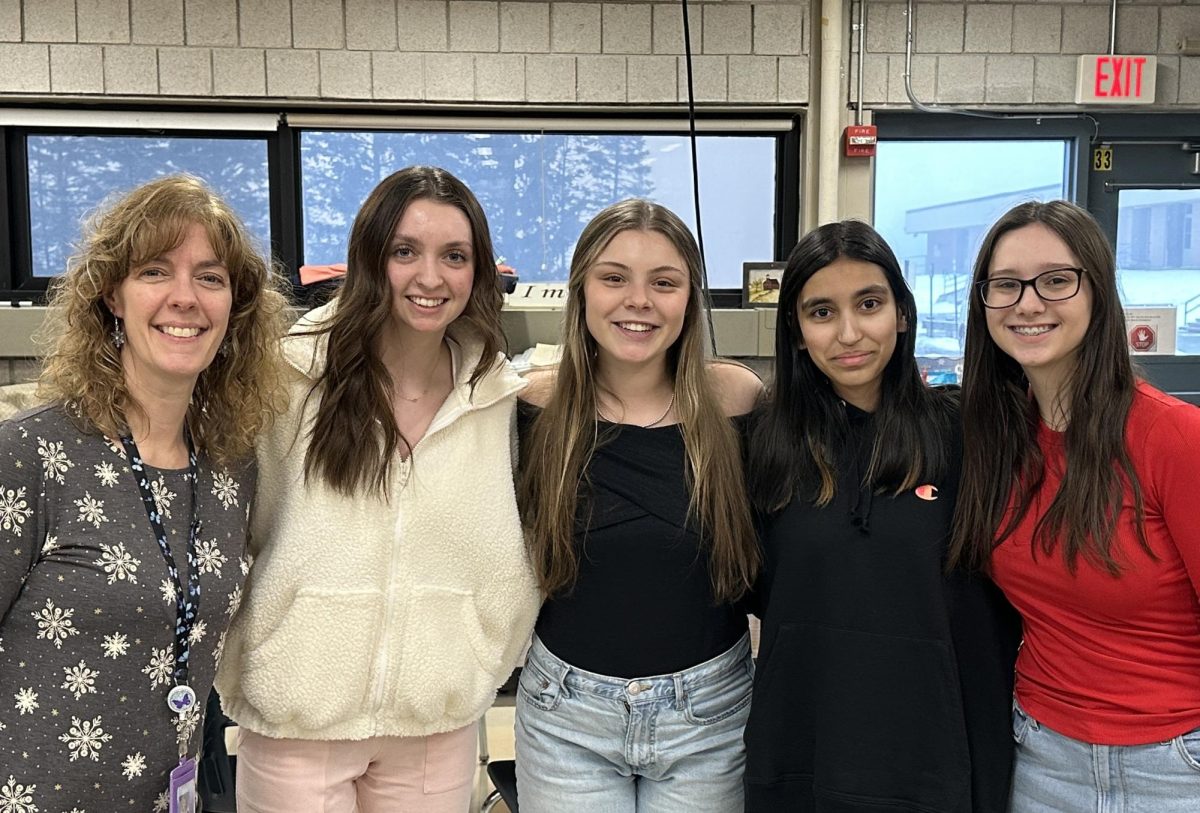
[
  {"xmin": 795, "ymin": 256, "xmax": 904, "ymax": 412},
  {"xmin": 385, "ymin": 198, "xmax": 475, "ymax": 341},
  {"xmin": 104, "ymin": 221, "xmax": 232, "ymax": 400},
  {"xmin": 984, "ymin": 222, "xmax": 1093, "ymax": 392},
  {"xmin": 583, "ymin": 229, "xmax": 690, "ymax": 374}
]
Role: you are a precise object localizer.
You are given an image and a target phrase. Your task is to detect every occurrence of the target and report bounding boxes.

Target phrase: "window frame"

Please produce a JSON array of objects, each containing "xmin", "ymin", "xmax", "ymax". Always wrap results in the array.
[
  {"xmin": 287, "ymin": 113, "xmax": 802, "ymax": 307},
  {"xmin": 0, "ymin": 107, "xmax": 802, "ymax": 307},
  {"xmin": 873, "ymin": 111, "xmax": 1200, "ymax": 388},
  {"xmin": 8, "ymin": 125, "xmax": 279, "ymax": 295}
]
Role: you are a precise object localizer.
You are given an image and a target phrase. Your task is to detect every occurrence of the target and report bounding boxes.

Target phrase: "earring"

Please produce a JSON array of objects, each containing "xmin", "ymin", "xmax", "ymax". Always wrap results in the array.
[
  {"xmin": 111, "ymin": 317, "xmax": 125, "ymax": 349},
  {"xmin": 217, "ymin": 338, "xmax": 231, "ymax": 359}
]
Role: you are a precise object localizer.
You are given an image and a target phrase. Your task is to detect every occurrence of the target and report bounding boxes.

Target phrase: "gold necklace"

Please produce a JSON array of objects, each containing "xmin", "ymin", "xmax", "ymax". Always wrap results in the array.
[
  {"xmin": 393, "ymin": 346, "xmax": 446, "ymax": 402},
  {"xmin": 600, "ymin": 393, "xmax": 676, "ymax": 428}
]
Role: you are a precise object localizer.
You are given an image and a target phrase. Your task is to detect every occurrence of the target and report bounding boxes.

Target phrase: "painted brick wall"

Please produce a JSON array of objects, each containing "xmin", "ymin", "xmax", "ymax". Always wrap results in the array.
[
  {"xmin": 2, "ymin": 1, "xmax": 1195, "ymax": 109},
  {"xmin": 855, "ymin": 1, "xmax": 1200, "ymax": 107},
  {"xmin": 0, "ymin": 0, "xmax": 812, "ymax": 104}
]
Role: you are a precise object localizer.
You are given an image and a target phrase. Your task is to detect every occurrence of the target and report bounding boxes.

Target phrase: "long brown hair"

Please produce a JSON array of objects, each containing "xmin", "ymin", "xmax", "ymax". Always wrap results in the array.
[
  {"xmin": 38, "ymin": 174, "xmax": 290, "ymax": 465},
  {"xmin": 303, "ymin": 166, "xmax": 504, "ymax": 497},
  {"xmin": 519, "ymin": 199, "xmax": 759, "ymax": 602},
  {"xmin": 949, "ymin": 200, "xmax": 1146, "ymax": 574}
]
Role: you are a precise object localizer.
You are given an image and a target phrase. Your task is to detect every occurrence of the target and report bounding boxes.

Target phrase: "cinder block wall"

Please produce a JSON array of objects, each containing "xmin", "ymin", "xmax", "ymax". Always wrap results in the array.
[
  {"xmin": 0, "ymin": 0, "xmax": 812, "ymax": 104},
  {"xmin": 855, "ymin": 1, "xmax": 1198, "ymax": 107}
]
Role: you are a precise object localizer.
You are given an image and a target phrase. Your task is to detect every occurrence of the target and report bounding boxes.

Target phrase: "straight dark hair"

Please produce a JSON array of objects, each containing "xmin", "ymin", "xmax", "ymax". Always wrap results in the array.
[
  {"xmin": 949, "ymin": 200, "xmax": 1146, "ymax": 575},
  {"xmin": 303, "ymin": 166, "xmax": 505, "ymax": 497},
  {"xmin": 748, "ymin": 220, "xmax": 952, "ymax": 512}
]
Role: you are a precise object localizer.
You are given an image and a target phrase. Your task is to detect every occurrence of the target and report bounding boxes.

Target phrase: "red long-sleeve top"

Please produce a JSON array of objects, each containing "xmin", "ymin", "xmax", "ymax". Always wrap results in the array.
[{"xmin": 992, "ymin": 382, "xmax": 1200, "ymax": 745}]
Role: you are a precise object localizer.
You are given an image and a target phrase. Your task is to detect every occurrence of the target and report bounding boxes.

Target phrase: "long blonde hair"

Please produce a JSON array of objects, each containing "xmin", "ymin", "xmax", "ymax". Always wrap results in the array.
[
  {"xmin": 519, "ymin": 199, "xmax": 759, "ymax": 602},
  {"xmin": 38, "ymin": 174, "xmax": 290, "ymax": 465}
]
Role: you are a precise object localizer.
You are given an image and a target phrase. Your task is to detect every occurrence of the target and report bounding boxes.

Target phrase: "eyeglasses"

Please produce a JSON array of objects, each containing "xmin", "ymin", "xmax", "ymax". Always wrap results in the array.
[{"xmin": 977, "ymin": 267, "xmax": 1085, "ymax": 309}]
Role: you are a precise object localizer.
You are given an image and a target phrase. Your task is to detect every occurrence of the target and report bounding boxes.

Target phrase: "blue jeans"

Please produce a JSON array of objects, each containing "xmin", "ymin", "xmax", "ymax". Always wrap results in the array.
[
  {"xmin": 514, "ymin": 633, "xmax": 753, "ymax": 813},
  {"xmin": 1011, "ymin": 701, "xmax": 1200, "ymax": 812}
]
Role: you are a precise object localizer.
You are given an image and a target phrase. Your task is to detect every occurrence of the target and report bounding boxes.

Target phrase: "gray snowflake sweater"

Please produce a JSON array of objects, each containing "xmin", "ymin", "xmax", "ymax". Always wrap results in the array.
[{"xmin": 0, "ymin": 403, "xmax": 254, "ymax": 812}]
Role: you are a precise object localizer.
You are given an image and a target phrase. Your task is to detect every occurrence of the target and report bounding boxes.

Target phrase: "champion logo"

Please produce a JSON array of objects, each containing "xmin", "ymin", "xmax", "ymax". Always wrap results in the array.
[{"xmin": 914, "ymin": 484, "xmax": 939, "ymax": 501}]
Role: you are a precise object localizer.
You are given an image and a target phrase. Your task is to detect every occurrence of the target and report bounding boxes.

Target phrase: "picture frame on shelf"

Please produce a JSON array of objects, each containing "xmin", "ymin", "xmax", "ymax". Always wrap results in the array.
[{"xmin": 742, "ymin": 261, "xmax": 786, "ymax": 307}]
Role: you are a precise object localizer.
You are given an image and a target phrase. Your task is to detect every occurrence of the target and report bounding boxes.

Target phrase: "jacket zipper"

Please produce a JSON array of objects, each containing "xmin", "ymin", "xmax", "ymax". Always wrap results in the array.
[
  {"xmin": 364, "ymin": 377, "xmax": 522, "ymax": 716},
  {"xmin": 370, "ymin": 457, "xmax": 407, "ymax": 717}
]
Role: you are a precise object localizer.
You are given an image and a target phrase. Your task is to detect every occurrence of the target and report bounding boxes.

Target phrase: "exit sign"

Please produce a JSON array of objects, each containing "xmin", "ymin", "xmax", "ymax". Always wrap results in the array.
[{"xmin": 1076, "ymin": 55, "xmax": 1157, "ymax": 104}]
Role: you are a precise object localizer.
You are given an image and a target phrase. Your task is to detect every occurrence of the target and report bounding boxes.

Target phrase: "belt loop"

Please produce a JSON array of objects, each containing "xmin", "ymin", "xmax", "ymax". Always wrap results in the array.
[
  {"xmin": 673, "ymin": 673, "xmax": 687, "ymax": 711},
  {"xmin": 556, "ymin": 661, "xmax": 572, "ymax": 699}
]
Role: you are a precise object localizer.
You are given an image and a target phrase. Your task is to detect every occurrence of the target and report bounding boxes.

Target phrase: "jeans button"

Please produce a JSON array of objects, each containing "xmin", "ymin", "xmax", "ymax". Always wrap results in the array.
[{"xmin": 627, "ymin": 682, "xmax": 643, "ymax": 695}]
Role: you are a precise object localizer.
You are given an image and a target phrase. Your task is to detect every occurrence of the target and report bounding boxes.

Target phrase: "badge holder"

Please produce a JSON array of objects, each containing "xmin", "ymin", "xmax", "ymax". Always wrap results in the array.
[{"xmin": 169, "ymin": 755, "xmax": 197, "ymax": 813}]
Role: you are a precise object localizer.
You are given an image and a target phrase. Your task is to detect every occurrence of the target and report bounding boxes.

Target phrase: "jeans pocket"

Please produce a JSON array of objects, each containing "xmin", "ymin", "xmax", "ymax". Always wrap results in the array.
[
  {"xmin": 683, "ymin": 661, "xmax": 753, "ymax": 726},
  {"xmin": 1012, "ymin": 702, "xmax": 1032, "ymax": 745},
  {"xmin": 517, "ymin": 659, "xmax": 563, "ymax": 713},
  {"xmin": 1172, "ymin": 726, "xmax": 1200, "ymax": 772}
]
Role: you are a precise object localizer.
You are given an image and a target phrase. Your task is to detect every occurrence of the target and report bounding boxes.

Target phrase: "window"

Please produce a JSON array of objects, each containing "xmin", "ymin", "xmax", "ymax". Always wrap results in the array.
[
  {"xmin": 299, "ymin": 130, "xmax": 778, "ymax": 288},
  {"xmin": 25, "ymin": 135, "xmax": 271, "ymax": 279},
  {"xmin": 874, "ymin": 140, "xmax": 1070, "ymax": 374},
  {"xmin": 1115, "ymin": 189, "xmax": 1200, "ymax": 354}
]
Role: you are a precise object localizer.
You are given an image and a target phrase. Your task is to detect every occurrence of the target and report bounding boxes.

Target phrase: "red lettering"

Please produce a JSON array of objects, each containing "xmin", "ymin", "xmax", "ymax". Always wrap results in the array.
[
  {"xmin": 1111, "ymin": 56, "xmax": 1126, "ymax": 96},
  {"xmin": 1133, "ymin": 56, "xmax": 1146, "ymax": 97},
  {"xmin": 1095, "ymin": 56, "xmax": 1110, "ymax": 97}
]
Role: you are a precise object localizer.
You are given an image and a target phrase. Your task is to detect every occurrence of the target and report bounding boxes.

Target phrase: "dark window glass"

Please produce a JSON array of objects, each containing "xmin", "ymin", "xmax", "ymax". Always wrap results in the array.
[{"xmin": 26, "ymin": 135, "xmax": 270, "ymax": 278}]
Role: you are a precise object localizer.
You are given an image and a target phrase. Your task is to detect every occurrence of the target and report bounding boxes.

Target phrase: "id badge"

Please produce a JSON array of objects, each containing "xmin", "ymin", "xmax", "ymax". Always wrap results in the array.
[{"xmin": 169, "ymin": 757, "xmax": 198, "ymax": 813}]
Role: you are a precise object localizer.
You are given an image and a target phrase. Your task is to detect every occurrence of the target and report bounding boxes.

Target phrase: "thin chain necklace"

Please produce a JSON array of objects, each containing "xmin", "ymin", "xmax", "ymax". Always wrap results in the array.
[
  {"xmin": 393, "ymin": 345, "xmax": 446, "ymax": 402},
  {"xmin": 599, "ymin": 393, "xmax": 676, "ymax": 428}
]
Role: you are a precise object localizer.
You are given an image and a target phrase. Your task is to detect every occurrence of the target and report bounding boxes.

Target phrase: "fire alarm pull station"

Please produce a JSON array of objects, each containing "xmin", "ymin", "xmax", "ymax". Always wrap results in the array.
[{"xmin": 844, "ymin": 125, "xmax": 877, "ymax": 158}]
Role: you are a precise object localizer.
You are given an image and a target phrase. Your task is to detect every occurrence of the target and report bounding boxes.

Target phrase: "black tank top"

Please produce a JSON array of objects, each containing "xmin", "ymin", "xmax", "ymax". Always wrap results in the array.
[{"xmin": 519, "ymin": 401, "xmax": 747, "ymax": 678}]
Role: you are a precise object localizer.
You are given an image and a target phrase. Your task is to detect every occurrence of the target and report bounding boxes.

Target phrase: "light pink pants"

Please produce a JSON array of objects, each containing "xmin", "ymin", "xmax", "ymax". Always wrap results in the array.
[{"xmin": 235, "ymin": 724, "xmax": 477, "ymax": 813}]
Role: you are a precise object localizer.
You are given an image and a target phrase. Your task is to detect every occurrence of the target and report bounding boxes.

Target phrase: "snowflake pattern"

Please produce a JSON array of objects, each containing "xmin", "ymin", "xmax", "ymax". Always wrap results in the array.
[
  {"xmin": 195, "ymin": 540, "xmax": 227, "ymax": 577},
  {"xmin": 14, "ymin": 688, "xmax": 38, "ymax": 715},
  {"xmin": 149, "ymin": 477, "xmax": 175, "ymax": 520},
  {"xmin": 153, "ymin": 791, "xmax": 168, "ymax": 812},
  {"xmin": 120, "ymin": 752, "xmax": 146, "ymax": 780},
  {"xmin": 31, "ymin": 599, "xmax": 78, "ymax": 648},
  {"xmin": 37, "ymin": 437, "xmax": 74, "ymax": 484},
  {"xmin": 93, "ymin": 461, "xmax": 120, "ymax": 488},
  {"xmin": 212, "ymin": 630, "xmax": 227, "ymax": 665},
  {"xmin": 0, "ymin": 775, "xmax": 37, "ymax": 813},
  {"xmin": 225, "ymin": 584, "xmax": 242, "ymax": 616},
  {"xmin": 141, "ymin": 646, "xmax": 173, "ymax": 689},
  {"xmin": 0, "ymin": 410, "xmax": 250, "ymax": 808},
  {"xmin": 73, "ymin": 493, "xmax": 107, "ymax": 528},
  {"xmin": 187, "ymin": 619, "xmax": 207, "ymax": 645},
  {"xmin": 61, "ymin": 661, "xmax": 100, "ymax": 700},
  {"xmin": 95, "ymin": 542, "xmax": 141, "ymax": 585},
  {"xmin": 0, "ymin": 486, "xmax": 33, "ymax": 533},
  {"xmin": 173, "ymin": 704, "xmax": 200, "ymax": 749},
  {"xmin": 58, "ymin": 716, "xmax": 113, "ymax": 762},
  {"xmin": 211, "ymin": 471, "xmax": 239, "ymax": 509},
  {"xmin": 100, "ymin": 632, "xmax": 128, "ymax": 659}
]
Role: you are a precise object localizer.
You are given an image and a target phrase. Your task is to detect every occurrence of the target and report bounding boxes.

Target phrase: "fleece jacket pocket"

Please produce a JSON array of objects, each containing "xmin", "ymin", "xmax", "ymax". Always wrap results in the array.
[{"xmin": 241, "ymin": 589, "xmax": 382, "ymax": 730}]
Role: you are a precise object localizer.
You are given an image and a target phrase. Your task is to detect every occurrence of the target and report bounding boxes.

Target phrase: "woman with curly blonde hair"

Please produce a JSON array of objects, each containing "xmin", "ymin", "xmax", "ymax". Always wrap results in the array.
[{"xmin": 0, "ymin": 174, "xmax": 289, "ymax": 811}]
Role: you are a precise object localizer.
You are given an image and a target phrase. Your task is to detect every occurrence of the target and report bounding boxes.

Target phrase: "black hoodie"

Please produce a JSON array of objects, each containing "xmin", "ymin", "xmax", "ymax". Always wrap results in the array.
[{"xmin": 744, "ymin": 403, "xmax": 1020, "ymax": 813}]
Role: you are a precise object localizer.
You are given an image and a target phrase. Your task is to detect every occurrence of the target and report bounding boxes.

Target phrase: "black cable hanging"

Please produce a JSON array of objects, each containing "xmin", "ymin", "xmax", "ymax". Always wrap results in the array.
[{"xmin": 680, "ymin": 0, "xmax": 719, "ymax": 356}]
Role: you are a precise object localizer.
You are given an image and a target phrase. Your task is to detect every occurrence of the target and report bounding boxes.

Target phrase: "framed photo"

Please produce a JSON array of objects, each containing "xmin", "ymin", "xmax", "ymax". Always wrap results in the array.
[{"xmin": 742, "ymin": 261, "xmax": 786, "ymax": 307}]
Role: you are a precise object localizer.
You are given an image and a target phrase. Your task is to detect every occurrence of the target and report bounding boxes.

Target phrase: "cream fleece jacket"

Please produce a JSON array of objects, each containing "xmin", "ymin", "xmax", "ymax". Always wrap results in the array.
[{"xmin": 215, "ymin": 303, "xmax": 539, "ymax": 740}]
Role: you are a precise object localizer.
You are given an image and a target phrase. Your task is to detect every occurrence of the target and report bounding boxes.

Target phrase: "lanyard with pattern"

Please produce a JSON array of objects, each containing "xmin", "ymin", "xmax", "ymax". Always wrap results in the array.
[{"xmin": 119, "ymin": 430, "xmax": 202, "ymax": 716}]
